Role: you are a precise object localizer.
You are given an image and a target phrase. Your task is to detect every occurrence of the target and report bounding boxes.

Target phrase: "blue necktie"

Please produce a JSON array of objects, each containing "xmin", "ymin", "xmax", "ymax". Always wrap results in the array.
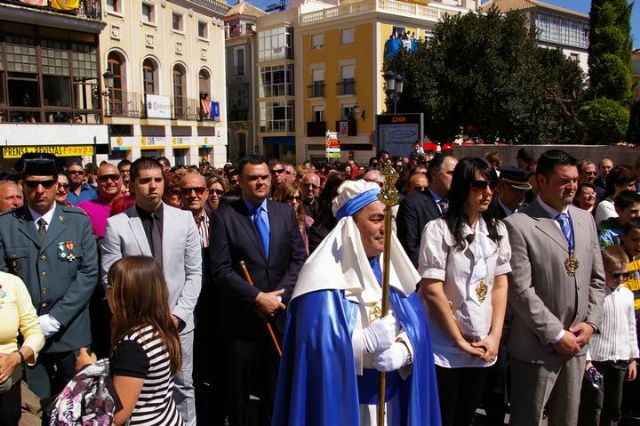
[
  {"xmin": 555, "ymin": 213, "xmax": 574, "ymax": 252},
  {"xmin": 253, "ymin": 206, "xmax": 269, "ymax": 258},
  {"xmin": 369, "ymin": 256, "xmax": 383, "ymax": 285}
]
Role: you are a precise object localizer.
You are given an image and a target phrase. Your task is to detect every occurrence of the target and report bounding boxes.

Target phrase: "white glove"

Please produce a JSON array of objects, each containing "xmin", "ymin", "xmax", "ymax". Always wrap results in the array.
[
  {"xmin": 362, "ymin": 315, "xmax": 397, "ymax": 354},
  {"xmin": 373, "ymin": 342, "xmax": 410, "ymax": 372},
  {"xmin": 39, "ymin": 314, "xmax": 61, "ymax": 338}
]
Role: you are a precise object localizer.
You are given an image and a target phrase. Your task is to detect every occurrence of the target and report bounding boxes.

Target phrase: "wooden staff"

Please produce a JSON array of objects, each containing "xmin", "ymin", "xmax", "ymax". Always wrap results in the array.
[
  {"xmin": 239, "ymin": 260, "xmax": 282, "ymax": 357},
  {"xmin": 377, "ymin": 162, "xmax": 400, "ymax": 426}
]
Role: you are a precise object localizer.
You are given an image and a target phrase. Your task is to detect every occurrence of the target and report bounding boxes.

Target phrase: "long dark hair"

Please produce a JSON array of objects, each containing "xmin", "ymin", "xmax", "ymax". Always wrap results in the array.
[
  {"xmin": 108, "ymin": 256, "xmax": 182, "ymax": 375},
  {"xmin": 444, "ymin": 157, "xmax": 501, "ymax": 250}
]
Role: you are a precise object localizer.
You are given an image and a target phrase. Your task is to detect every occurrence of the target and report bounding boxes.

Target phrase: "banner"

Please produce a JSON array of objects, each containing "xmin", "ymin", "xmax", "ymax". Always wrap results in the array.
[
  {"xmin": 2, "ymin": 145, "xmax": 93, "ymax": 159},
  {"xmin": 146, "ymin": 95, "xmax": 171, "ymax": 119},
  {"xmin": 50, "ymin": 0, "xmax": 80, "ymax": 10}
]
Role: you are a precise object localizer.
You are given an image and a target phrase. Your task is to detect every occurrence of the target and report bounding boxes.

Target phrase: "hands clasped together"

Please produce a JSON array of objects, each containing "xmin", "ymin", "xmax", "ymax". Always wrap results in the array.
[{"xmin": 360, "ymin": 315, "xmax": 411, "ymax": 373}]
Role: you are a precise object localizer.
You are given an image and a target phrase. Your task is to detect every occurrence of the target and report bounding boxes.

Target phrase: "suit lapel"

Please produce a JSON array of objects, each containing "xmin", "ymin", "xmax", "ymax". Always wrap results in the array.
[
  {"xmin": 236, "ymin": 200, "xmax": 266, "ymax": 261},
  {"xmin": 526, "ymin": 200, "xmax": 568, "ymax": 251},
  {"xmin": 423, "ymin": 190, "xmax": 442, "ymax": 218},
  {"xmin": 15, "ymin": 207, "xmax": 40, "ymax": 248},
  {"xmin": 126, "ymin": 208, "xmax": 152, "ymax": 255}
]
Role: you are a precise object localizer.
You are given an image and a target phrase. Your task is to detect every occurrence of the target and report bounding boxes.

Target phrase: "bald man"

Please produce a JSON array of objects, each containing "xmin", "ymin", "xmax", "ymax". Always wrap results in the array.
[
  {"xmin": 0, "ymin": 180, "xmax": 24, "ymax": 213},
  {"xmin": 406, "ymin": 173, "xmax": 428, "ymax": 196},
  {"xmin": 301, "ymin": 173, "xmax": 321, "ymax": 219}
]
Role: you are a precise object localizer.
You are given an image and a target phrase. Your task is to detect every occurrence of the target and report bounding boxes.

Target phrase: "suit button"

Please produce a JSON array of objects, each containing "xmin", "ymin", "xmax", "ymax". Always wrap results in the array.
[
  {"xmin": 42, "ymin": 287, "xmax": 48, "ymax": 294},
  {"xmin": 41, "ymin": 302, "xmax": 48, "ymax": 308},
  {"xmin": 40, "ymin": 255, "xmax": 47, "ymax": 261},
  {"xmin": 40, "ymin": 271, "xmax": 47, "ymax": 277}
]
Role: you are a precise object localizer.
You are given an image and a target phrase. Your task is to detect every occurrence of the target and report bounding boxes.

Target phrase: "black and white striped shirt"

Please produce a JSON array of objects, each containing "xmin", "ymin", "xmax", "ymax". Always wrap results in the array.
[{"xmin": 111, "ymin": 325, "xmax": 184, "ymax": 426}]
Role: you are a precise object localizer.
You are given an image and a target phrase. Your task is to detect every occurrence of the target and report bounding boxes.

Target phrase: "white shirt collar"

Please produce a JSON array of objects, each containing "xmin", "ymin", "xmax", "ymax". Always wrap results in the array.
[
  {"xmin": 28, "ymin": 202, "xmax": 57, "ymax": 230},
  {"xmin": 536, "ymin": 194, "xmax": 569, "ymax": 218}
]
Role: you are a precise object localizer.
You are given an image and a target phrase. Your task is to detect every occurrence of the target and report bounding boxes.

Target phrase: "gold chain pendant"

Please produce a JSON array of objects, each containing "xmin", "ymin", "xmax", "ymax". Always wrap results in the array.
[
  {"xmin": 565, "ymin": 252, "xmax": 579, "ymax": 277},
  {"xmin": 476, "ymin": 280, "xmax": 488, "ymax": 303}
]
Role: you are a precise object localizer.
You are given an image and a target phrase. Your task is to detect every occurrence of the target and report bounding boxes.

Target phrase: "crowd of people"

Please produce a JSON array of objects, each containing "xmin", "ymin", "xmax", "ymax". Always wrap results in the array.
[{"xmin": 0, "ymin": 146, "xmax": 638, "ymax": 426}]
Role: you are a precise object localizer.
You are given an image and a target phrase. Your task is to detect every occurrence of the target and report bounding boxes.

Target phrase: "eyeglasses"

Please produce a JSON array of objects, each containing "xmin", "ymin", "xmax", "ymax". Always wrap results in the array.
[
  {"xmin": 609, "ymin": 271, "xmax": 630, "ymax": 280},
  {"xmin": 414, "ymin": 186, "xmax": 428, "ymax": 193},
  {"xmin": 209, "ymin": 189, "xmax": 224, "ymax": 195},
  {"xmin": 57, "ymin": 183, "xmax": 69, "ymax": 191},
  {"xmin": 285, "ymin": 195, "xmax": 301, "ymax": 202},
  {"xmin": 97, "ymin": 174, "xmax": 120, "ymax": 183},
  {"xmin": 24, "ymin": 180, "xmax": 57, "ymax": 189},
  {"xmin": 470, "ymin": 180, "xmax": 496, "ymax": 192},
  {"xmin": 181, "ymin": 187, "xmax": 207, "ymax": 196},
  {"xmin": 271, "ymin": 168, "xmax": 285, "ymax": 174},
  {"xmin": 68, "ymin": 170, "xmax": 84, "ymax": 175}
]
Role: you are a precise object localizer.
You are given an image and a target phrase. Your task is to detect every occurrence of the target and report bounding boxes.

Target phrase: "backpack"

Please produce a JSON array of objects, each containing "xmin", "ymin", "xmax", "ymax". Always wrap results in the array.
[{"xmin": 46, "ymin": 358, "xmax": 120, "ymax": 426}]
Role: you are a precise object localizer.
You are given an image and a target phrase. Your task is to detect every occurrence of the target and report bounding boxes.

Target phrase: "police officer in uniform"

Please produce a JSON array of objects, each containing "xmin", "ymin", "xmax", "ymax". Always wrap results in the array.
[{"xmin": 0, "ymin": 154, "xmax": 98, "ymax": 398}]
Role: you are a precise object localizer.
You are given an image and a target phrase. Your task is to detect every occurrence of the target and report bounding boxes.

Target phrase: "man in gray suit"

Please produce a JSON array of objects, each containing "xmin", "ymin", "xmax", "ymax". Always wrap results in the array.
[
  {"xmin": 101, "ymin": 157, "xmax": 202, "ymax": 426},
  {"xmin": 504, "ymin": 150, "xmax": 605, "ymax": 425},
  {"xmin": 0, "ymin": 154, "xmax": 98, "ymax": 398}
]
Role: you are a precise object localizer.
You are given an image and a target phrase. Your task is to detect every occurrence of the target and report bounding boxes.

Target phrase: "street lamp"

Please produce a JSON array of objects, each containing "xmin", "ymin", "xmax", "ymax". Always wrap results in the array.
[
  {"xmin": 383, "ymin": 71, "xmax": 404, "ymax": 114},
  {"xmin": 102, "ymin": 69, "xmax": 114, "ymax": 116}
]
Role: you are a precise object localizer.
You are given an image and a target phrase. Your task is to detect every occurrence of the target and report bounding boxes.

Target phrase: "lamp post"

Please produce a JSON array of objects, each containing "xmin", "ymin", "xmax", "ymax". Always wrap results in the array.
[
  {"xmin": 102, "ymin": 69, "xmax": 114, "ymax": 117},
  {"xmin": 383, "ymin": 71, "xmax": 404, "ymax": 114}
]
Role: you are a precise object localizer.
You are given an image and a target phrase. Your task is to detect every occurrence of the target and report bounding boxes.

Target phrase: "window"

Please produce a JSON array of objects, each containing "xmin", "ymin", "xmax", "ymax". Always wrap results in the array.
[
  {"xmin": 142, "ymin": 58, "xmax": 157, "ymax": 95},
  {"xmin": 258, "ymin": 26, "xmax": 293, "ymax": 61},
  {"xmin": 198, "ymin": 21, "xmax": 208, "ymax": 39},
  {"xmin": 107, "ymin": 51, "xmax": 125, "ymax": 115},
  {"xmin": 341, "ymin": 28, "xmax": 354, "ymax": 44},
  {"xmin": 199, "ymin": 69, "xmax": 210, "ymax": 97},
  {"xmin": 259, "ymin": 100, "xmax": 294, "ymax": 132},
  {"xmin": 173, "ymin": 64, "xmax": 186, "ymax": 118},
  {"xmin": 338, "ymin": 64, "xmax": 355, "ymax": 95},
  {"xmin": 234, "ymin": 48, "xmax": 245, "ymax": 76},
  {"xmin": 570, "ymin": 53, "xmax": 579, "ymax": 62},
  {"xmin": 106, "ymin": 0, "xmax": 121, "ymax": 13},
  {"xmin": 312, "ymin": 106, "xmax": 324, "ymax": 122},
  {"xmin": 172, "ymin": 13, "xmax": 183, "ymax": 32},
  {"xmin": 311, "ymin": 34, "xmax": 324, "ymax": 49},
  {"xmin": 141, "ymin": 3, "xmax": 154, "ymax": 24},
  {"xmin": 309, "ymin": 68, "xmax": 324, "ymax": 97},
  {"xmin": 259, "ymin": 65, "xmax": 293, "ymax": 97}
]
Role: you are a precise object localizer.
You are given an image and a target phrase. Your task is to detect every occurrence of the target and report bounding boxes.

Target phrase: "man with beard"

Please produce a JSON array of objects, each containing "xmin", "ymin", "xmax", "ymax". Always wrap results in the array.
[
  {"xmin": 65, "ymin": 161, "xmax": 96, "ymax": 205},
  {"xmin": 505, "ymin": 150, "xmax": 605, "ymax": 425}
]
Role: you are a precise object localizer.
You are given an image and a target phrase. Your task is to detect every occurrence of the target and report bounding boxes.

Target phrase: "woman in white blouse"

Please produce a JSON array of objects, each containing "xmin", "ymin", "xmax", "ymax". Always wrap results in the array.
[{"xmin": 418, "ymin": 157, "xmax": 511, "ymax": 426}]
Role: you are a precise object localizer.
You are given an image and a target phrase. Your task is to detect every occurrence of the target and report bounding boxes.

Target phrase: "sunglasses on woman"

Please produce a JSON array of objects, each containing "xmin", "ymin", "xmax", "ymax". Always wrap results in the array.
[{"xmin": 470, "ymin": 180, "xmax": 496, "ymax": 192}]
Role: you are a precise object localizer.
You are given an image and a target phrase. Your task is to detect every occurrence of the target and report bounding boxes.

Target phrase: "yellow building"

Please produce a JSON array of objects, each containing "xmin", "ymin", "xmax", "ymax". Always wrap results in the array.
[
  {"xmin": 256, "ymin": 0, "xmax": 477, "ymax": 164},
  {"xmin": 100, "ymin": 0, "xmax": 230, "ymax": 166}
]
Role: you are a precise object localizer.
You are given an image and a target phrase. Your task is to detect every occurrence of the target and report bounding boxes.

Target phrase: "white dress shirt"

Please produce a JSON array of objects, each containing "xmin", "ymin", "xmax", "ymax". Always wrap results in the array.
[{"xmin": 28, "ymin": 203, "xmax": 57, "ymax": 233}]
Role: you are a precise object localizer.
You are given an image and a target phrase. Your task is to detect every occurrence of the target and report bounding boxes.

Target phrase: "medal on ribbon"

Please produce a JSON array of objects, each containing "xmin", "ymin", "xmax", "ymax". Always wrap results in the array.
[
  {"xmin": 565, "ymin": 252, "xmax": 579, "ymax": 277},
  {"xmin": 57, "ymin": 241, "xmax": 76, "ymax": 262}
]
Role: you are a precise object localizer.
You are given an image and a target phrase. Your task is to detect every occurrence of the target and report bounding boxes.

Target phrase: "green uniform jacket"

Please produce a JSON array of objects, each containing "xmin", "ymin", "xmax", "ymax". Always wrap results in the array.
[{"xmin": 0, "ymin": 204, "xmax": 98, "ymax": 353}]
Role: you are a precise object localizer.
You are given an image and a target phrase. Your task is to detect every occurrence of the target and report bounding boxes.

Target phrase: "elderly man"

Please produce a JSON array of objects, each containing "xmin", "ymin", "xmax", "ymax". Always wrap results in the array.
[
  {"xmin": 77, "ymin": 163, "xmax": 122, "ymax": 239},
  {"xmin": 406, "ymin": 172, "xmax": 428, "ymax": 196},
  {"xmin": 300, "ymin": 173, "xmax": 320, "ymax": 219},
  {"xmin": 578, "ymin": 160, "xmax": 606, "ymax": 201},
  {"xmin": 595, "ymin": 158, "xmax": 614, "ymax": 190},
  {"xmin": 0, "ymin": 180, "xmax": 24, "ymax": 212},
  {"xmin": 273, "ymin": 180, "xmax": 440, "ymax": 425},
  {"xmin": 0, "ymin": 154, "xmax": 98, "ymax": 398}
]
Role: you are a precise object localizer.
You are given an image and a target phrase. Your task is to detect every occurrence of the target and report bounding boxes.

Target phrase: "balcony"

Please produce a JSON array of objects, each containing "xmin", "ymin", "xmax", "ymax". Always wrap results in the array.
[
  {"xmin": 308, "ymin": 81, "xmax": 325, "ymax": 98},
  {"xmin": 335, "ymin": 119, "xmax": 357, "ymax": 136},
  {"xmin": 299, "ymin": 0, "xmax": 464, "ymax": 26},
  {"xmin": 105, "ymin": 92, "xmax": 217, "ymax": 121},
  {"xmin": 260, "ymin": 119, "xmax": 294, "ymax": 133},
  {"xmin": 0, "ymin": 0, "xmax": 105, "ymax": 33},
  {"xmin": 336, "ymin": 78, "xmax": 356, "ymax": 96},
  {"xmin": 307, "ymin": 121, "xmax": 327, "ymax": 137}
]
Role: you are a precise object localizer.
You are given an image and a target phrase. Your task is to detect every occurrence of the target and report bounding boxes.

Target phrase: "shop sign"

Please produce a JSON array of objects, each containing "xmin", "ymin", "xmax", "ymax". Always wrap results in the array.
[
  {"xmin": 2, "ymin": 145, "xmax": 94, "ymax": 159},
  {"xmin": 146, "ymin": 95, "xmax": 171, "ymax": 119},
  {"xmin": 325, "ymin": 131, "xmax": 340, "ymax": 159}
]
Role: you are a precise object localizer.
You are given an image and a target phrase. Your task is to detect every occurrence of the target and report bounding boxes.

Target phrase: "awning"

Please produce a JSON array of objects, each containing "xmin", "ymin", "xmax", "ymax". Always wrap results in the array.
[{"xmin": 263, "ymin": 136, "xmax": 295, "ymax": 145}]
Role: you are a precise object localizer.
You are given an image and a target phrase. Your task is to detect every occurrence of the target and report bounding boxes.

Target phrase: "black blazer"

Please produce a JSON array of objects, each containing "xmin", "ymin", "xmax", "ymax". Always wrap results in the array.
[
  {"xmin": 396, "ymin": 190, "xmax": 442, "ymax": 268},
  {"xmin": 209, "ymin": 198, "xmax": 306, "ymax": 335}
]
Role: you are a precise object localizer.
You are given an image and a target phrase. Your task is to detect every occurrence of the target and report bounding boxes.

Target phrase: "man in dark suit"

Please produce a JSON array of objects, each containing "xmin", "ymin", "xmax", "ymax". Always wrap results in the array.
[
  {"xmin": 210, "ymin": 155, "xmax": 306, "ymax": 426},
  {"xmin": 397, "ymin": 153, "xmax": 457, "ymax": 267},
  {"xmin": 504, "ymin": 150, "xmax": 605, "ymax": 425},
  {"xmin": 0, "ymin": 154, "xmax": 98, "ymax": 398}
]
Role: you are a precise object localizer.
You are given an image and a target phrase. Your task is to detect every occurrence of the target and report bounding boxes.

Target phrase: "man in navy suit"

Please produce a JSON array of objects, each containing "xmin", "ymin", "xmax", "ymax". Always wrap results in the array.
[
  {"xmin": 210, "ymin": 155, "xmax": 306, "ymax": 426},
  {"xmin": 397, "ymin": 153, "xmax": 457, "ymax": 267}
]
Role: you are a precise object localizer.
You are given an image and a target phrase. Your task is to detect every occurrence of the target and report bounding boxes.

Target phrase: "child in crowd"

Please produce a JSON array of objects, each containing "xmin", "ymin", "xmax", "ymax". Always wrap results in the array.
[
  {"xmin": 598, "ymin": 190, "xmax": 640, "ymax": 248},
  {"xmin": 581, "ymin": 245, "xmax": 638, "ymax": 426}
]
